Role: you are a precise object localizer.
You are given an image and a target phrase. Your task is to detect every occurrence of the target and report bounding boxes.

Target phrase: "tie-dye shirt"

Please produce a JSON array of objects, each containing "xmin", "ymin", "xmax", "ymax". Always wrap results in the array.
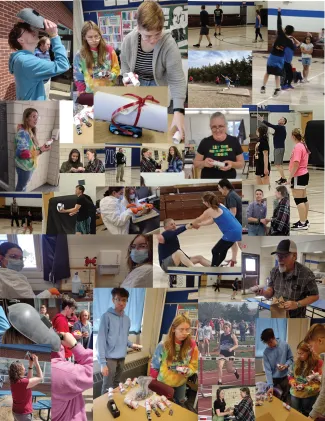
[
  {"xmin": 15, "ymin": 127, "xmax": 38, "ymax": 172},
  {"xmin": 150, "ymin": 339, "xmax": 198, "ymax": 387},
  {"xmin": 73, "ymin": 44, "xmax": 120, "ymax": 93},
  {"xmin": 289, "ymin": 358, "xmax": 323, "ymax": 398}
]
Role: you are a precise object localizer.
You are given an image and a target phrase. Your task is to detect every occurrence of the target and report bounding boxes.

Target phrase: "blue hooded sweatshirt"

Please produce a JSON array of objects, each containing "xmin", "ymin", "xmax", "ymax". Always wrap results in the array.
[
  {"xmin": 96, "ymin": 307, "xmax": 133, "ymax": 369},
  {"xmin": 263, "ymin": 338, "xmax": 294, "ymax": 387},
  {"xmin": 9, "ymin": 35, "xmax": 70, "ymax": 100}
]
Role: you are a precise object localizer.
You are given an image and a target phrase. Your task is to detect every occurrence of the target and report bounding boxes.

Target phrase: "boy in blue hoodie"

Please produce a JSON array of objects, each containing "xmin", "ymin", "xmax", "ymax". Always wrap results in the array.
[
  {"xmin": 8, "ymin": 20, "xmax": 70, "ymax": 100},
  {"xmin": 97, "ymin": 288, "xmax": 140, "ymax": 395},
  {"xmin": 261, "ymin": 328, "xmax": 293, "ymax": 403}
]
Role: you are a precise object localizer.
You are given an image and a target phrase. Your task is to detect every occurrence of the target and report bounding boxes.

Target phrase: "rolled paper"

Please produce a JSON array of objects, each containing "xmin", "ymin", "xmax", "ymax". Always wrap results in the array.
[
  {"xmin": 131, "ymin": 378, "xmax": 138, "ymax": 387},
  {"xmin": 157, "ymin": 401, "xmax": 166, "ymax": 411},
  {"xmin": 94, "ymin": 92, "xmax": 168, "ymax": 133},
  {"xmin": 124, "ymin": 398, "xmax": 139, "ymax": 409},
  {"xmin": 119, "ymin": 383, "xmax": 125, "ymax": 394},
  {"xmin": 123, "ymin": 72, "xmax": 141, "ymax": 87},
  {"xmin": 213, "ymin": 160, "xmax": 226, "ymax": 168},
  {"xmin": 124, "ymin": 378, "xmax": 132, "ymax": 388},
  {"xmin": 172, "ymin": 130, "xmax": 182, "ymax": 144}
]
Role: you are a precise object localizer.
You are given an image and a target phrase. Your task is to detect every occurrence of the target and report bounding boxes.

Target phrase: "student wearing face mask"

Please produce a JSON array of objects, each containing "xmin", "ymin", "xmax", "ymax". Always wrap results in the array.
[
  {"xmin": 120, "ymin": 234, "xmax": 153, "ymax": 287},
  {"xmin": 121, "ymin": 187, "xmax": 141, "ymax": 209},
  {"xmin": 99, "ymin": 187, "xmax": 133, "ymax": 234},
  {"xmin": 0, "ymin": 242, "xmax": 35, "ymax": 299}
]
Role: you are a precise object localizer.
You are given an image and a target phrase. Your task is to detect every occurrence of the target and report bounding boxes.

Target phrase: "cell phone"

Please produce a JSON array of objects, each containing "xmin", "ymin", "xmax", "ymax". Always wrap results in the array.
[{"xmin": 26, "ymin": 351, "xmax": 33, "ymax": 361}]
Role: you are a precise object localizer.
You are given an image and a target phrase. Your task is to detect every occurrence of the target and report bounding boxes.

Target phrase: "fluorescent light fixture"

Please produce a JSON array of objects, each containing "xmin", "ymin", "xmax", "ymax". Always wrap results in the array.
[
  {"xmin": 185, "ymin": 111, "xmax": 199, "ymax": 115},
  {"xmin": 201, "ymin": 111, "xmax": 213, "ymax": 114},
  {"xmin": 313, "ymin": 251, "xmax": 323, "ymax": 254},
  {"xmin": 228, "ymin": 111, "xmax": 249, "ymax": 115}
]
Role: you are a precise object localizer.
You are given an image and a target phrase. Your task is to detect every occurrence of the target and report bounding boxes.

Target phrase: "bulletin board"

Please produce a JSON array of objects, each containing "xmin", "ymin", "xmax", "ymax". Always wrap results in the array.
[{"xmin": 97, "ymin": 3, "xmax": 188, "ymax": 53}]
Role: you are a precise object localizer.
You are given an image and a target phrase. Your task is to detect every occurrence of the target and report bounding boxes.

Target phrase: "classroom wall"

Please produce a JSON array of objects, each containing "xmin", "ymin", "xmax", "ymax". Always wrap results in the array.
[
  {"xmin": 291, "ymin": 105, "xmax": 324, "ymax": 121},
  {"xmin": 188, "ymin": 3, "xmax": 256, "ymax": 24},
  {"xmin": 212, "ymin": 386, "xmax": 256, "ymax": 408},
  {"xmin": 185, "ymin": 111, "xmax": 250, "ymax": 144},
  {"xmin": 0, "ymin": 1, "xmax": 73, "ymax": 100},
  {"xmin": 7, "ymin": 101, "xmax": 60, "ymax": 191},
  {"xmin": 0, "ymin": 194, "xmax": 43, "ymax": 208},
  {"xmin": 268, "ymin": 2, "xmax": 324, "ymax": 33},
  {"xmin": 55, "ymin": 174, "xmax": 105, "ymax": 203}
]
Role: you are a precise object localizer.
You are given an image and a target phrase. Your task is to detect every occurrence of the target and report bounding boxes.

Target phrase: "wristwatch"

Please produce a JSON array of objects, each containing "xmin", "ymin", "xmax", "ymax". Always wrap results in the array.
[
  {"xmin": 173, "ymin": 108, "xmax": 185, "ymax": 114},
  {"xmin": 297, "ymin": 301, "xmax": 301, "ymax": 308}
]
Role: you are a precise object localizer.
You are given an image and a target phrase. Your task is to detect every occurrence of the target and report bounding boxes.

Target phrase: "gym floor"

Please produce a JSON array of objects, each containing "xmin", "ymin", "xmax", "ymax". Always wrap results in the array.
[
  {"xmin": 252, "ymin": 53, "xmax": 325, "ymax": 104},
  {"xmin": 0, "ymin": 219, "xmax": 42, "ymax": 234},
  {"xmin": 188, "ymin": 25, "xmax": 268, "ymax": 51},
  {"xmin": 105, "ymin": 168, "xmax": 141, "ymax": 186}
]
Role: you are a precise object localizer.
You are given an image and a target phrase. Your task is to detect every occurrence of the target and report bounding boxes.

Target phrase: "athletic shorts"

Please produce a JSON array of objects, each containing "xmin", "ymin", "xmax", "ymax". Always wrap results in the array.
[
  {"xmin": 215, "ymin": 18, "xmax": 221, "ymax": 25},
  {"xmin": 232, "ymin": 287, "xmax": 238, "ymax": 291},
  {"xmin": 160, "ymin": 255, "xmax": 187, "ymax": 272},
  {"xmin": 274, "ymin": 148, "xmax": 285, "ymax": 165},
  {"xmin": 267, "ymin": 54, "xmax": 285, "ymax": 76},
  {"xmin": 291, "ymin": 172, "xmax": 309, "ymax": 189},
  {"xmin": 302, "ymin": 57, "xmax": 311, "ymax": 66},
  {"xmin": 200, "ymin": 26, "xmax": 209, "ymax": 35}
]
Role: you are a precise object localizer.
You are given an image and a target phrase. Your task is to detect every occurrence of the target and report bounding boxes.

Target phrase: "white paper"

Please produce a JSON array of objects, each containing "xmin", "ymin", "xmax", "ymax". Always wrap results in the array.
[
  {"xmin": 104, "ymin": 0, "xmax": 116, "ymax": 6},
  {"xmin": 94, "ymin": 92, "xmax": 168, "ymax": 132},
  {"xmin": 117, "ymin": 0, "xmax": 128, "ymax": 4}
]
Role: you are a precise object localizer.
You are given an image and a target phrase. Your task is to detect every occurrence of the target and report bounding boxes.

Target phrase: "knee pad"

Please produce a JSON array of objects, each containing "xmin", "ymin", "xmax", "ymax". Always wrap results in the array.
[{"xmin": 294, "ymin": 197, "xmax": 307, "ymax": 205}]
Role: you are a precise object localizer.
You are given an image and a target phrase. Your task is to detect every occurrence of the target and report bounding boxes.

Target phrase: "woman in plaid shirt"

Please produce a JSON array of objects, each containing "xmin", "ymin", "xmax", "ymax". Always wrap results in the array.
[
  {"xmin": 267, "ymin": 185, "xmax": 290, "ymax": 235},
  {"xmin": 230, "ymin": 387, "xmax": 255, "ymax": 421}
]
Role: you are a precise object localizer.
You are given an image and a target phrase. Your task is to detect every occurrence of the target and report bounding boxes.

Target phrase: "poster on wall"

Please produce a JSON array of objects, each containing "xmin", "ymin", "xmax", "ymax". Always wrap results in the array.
[
  {"xmin": 97, "ymin": 11, "xmax": 122, "ymax": 51},
  {"xmin": 169, "ymin": 4, "xmax": 188, "ymax": 52}
]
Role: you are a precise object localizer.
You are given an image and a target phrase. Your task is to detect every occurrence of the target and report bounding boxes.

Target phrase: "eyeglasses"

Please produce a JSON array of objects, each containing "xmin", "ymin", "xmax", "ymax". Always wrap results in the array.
[
  {"xmin": 176, "ymin": 328, "xmax": 192, "ymax": 333},
  {"xmin": 86, "ymin": 36, "xmax": 101, "ymax": 41},
  {"xmin": 114, "ymin": 298, "xmax": 128, "ymax": 304},
  {"xmin": 210, "ymin": 125, "xmax": 225, "ymax": 131},
  {"xmin": 140, "ymin": 31, "xmax": 162, "ymax": 41},
  {"xmin": 130, "ymin": 243, "xmax": 148, "ymax": 251},
  {"xmin": 5, "ymin": 254, "xmax": 23, "ymax": 261}
]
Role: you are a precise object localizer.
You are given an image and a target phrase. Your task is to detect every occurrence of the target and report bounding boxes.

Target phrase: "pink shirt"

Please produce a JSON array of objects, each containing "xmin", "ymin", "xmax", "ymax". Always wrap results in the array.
[{"xmin": 289, "ymin": 142, "xmax": 309, "ymax": 177}]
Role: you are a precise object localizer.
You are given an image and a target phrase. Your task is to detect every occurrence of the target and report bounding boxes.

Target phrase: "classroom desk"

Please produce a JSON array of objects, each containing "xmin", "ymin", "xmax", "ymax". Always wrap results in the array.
[
  {"xmin": 129, "ymin": 209, "xmax": 160, "ymax": 235},
  {"xmin": 256, "ymin": 396, "xmax": 308, "ymax": 421},
  {"xmin": 93, "ymin": 388, "xmax": 198, "ymax": 421}
]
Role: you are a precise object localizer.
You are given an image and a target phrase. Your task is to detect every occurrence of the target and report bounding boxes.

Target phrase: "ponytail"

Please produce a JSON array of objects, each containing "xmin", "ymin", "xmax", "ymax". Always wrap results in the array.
[
  {"xmin": 292, "ymin": 128, "xmax": 311, "ymax": 155},
  {"xmin": 202, "ymin": 192, "xmax": 220, "ymax": 209}
]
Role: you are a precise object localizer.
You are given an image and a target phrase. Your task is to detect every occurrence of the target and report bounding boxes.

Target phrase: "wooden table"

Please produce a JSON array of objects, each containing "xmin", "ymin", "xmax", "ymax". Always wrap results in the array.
[
  {"xmin": 73, "ymin": 122, "xmax": 94, "ymax": 144},
  {"xmin": 93, "ymin": 388, "xmax": 198, "ymax": 421},
  {"xmin": 256, "ymin": 396, "xmax": 308, "ymax": 421}
]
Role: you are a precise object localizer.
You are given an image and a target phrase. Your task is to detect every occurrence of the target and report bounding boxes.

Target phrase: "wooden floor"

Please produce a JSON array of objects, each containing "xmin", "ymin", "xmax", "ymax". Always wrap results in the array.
[
  {"xmin": 243, "ymin": 166, "xmax": 325, "ymax": 235},
  {"xmin": 188, "ymin": 26, "xmax": 268, "ymax": 51},
  {"xmin": 0, "ymin": 220, "xmax": 42, "ymax": 234},
  {"xmin": 198, "ymin": 286, "xmax": 255, "ymax": 302},
  {"xmin": 105, "ymin": 168, "xmax": 141, "ymax": 186},
  {"xmin": 252, "ymin": 53, "xmax": 325, "ymax": 105}
]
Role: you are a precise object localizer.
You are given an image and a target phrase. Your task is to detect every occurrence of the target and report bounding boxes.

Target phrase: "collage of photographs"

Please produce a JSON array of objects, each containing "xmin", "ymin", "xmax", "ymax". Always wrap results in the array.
[{"xmin": 0, "ymin": 0, "xmax": 324, "ymax": 421}]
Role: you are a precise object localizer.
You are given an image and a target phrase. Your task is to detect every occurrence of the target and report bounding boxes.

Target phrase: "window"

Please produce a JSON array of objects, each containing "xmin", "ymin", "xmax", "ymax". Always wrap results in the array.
[
  {"xmin": 227, "ymin": 121, "xmax": 241, "ymax": 137},
  {"xmin": 255, "ymin": 319, "xmax": 287, "ymax": 358},
  {"xmin": 58, "ymin": 23, "xmax": 72, "ymax": 60},
  {"xmin": 0, "ymin": 235, "xmax": 42, "ymax": 272}
]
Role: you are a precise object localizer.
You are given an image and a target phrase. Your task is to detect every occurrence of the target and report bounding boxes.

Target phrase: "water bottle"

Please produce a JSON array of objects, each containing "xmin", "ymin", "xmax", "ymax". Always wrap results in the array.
[{"xmin": 72, "ymin": 272, "xmax": 81, "ymax": 295}]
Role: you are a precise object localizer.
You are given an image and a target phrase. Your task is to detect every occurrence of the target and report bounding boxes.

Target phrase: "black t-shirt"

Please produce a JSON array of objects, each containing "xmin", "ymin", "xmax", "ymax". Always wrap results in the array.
[
  {"xmin": 214, "ymin": 399, "xmax": 226, "ymax": 414},
  {"xmin": 214, "ymin": 9, "xmax": 223, "ymax": 19},
  {"xmin": 225, "ymin": 190, "xmax": 242, "ymax": 224},
  {"xmin": 255, "ymin": 139, "xmax": 270, "ymax": 175},
  {"xmin": 200, "ymin": 10, "xmax": 209, "ymax": 27},
  {"xmin": 197, "ymin": 135, "xmax": 243, "ymax": 179},
  {"xmin": 271, "ymin": 12, "xmax": 294, "ymax": 57},
  {"xmin": 116, "ymin": 152, "xmax": 125, "ymax": 165},
  {"xmin": 76, "ymin": 195, "xmax": 92, "ymax": 222}
]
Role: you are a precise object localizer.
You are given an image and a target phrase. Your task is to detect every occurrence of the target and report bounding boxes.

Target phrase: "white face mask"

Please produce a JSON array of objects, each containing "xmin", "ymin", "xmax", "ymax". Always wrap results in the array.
[
  {"xmin": 129, "ymin": 194, "xmax": 135, "ymax": 199},
  {"xmin": 7, "ymin": 258, "xmax": 24, "ymax": 272}
]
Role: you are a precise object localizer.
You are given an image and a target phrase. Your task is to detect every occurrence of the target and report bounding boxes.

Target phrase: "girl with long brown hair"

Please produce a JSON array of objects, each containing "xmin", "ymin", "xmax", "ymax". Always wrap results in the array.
[
  {"xmin": 288, "ymin": 341, "xmax": 323, "ymax": 416},
  {"xmin": 190, "ymin": 192, "xmax": 242, "ymax": 266},
  {"xmin": 150, "ymin": 314, "xmax": 198, "ymax": 403},
  {"xmin": 120, "ymin": 234, "xmax": 153, "ymax": 287},
  {"xmin": 287, "ymin": 128, "xmax": 310, "ymax": 231},
  {"xmin": 255, "ymin": 124, "xmax": 271, "ymax": 185},
  {"xmin": 166, "ymin": 146, "xmax": 183, "ymax": 173},
  {"xmin": 15, "ymin": 108, "xmax": 51, "ymax": 191},
  {"xmin": 73, "ymin": 21, "xmax": 120, "ymax": 94}
]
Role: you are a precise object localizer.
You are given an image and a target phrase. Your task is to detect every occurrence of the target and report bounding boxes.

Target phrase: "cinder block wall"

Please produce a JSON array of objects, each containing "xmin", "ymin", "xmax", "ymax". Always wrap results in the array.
[{"xmin": 7, "ymin": 101, "xmax": 60, "ymax": 191}]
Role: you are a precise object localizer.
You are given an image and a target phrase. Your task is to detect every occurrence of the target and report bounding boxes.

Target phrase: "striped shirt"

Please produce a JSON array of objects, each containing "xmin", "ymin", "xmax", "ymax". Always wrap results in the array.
[
  {"xmin": 134, "ymin": 34, "xmax": 154, "ymax": 81},
  {"xmin": 269, "ymin": 262, "xmax": 319, "ymax": 318}
]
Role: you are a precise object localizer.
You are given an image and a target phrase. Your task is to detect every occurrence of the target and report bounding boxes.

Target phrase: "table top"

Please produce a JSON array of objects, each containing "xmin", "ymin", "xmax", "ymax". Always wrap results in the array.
[
  {"xmin": 310, "ymin": 298, "xmax": 325, "ymax": 309},
  {"xmin": 256, "ymin": 396, "xmax": 308, "ymax": 421},
  {"xmin": 0, "ymin": 390, "xmax": 46, "ymax": 396},
  {"xmin": 93, "ymin": 388, "xmax": 198, "ymax": 421},
  {"xmin": 167, "ymin": 267, "xmax": 242, "ymax": 275}
]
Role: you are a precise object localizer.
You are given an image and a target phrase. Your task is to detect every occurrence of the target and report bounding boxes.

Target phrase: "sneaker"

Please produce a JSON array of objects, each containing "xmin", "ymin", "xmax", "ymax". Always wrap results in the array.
[
  {"xmin": 306, "ymin": 220, "xmax": 310, "ymax": 227},
  {"xmin": 207, "ymin": 43, "xmax": 212, "ymax": 48},
  {"xmin": 234, "ymin": 369, "xmax": 240, "ymax": 379},
  {"xmin": 279, "ymin": 178, "xmax": 287, "ymax": 184},
  {"xmin": 273, "ymin": 88, "xmax": 281, "ymax": 97},
  {"xmin": 291, "ymin": 221, "xmax": 308, "ymax": 231},
  {"xmin": 275, "ymin": 178, "xmax": 282, "ymax": 184},
  {"xmin": 260, "ymin": 86, "xmax": 266, "ymax": 94},
  {"xmin": 214, "ymin": 32, "xmax": 217, "ymax": 37},
  {"xmin": 281, "ymin": 84, "xmax": 289, "ymax": 90},
  {"xmin": 193, "ymin": 44, "xmax": 200, "ymax": 47},
  {"xmin": 288, "ymin": 85, "xmax": 295, "ymax": 89},
  {"xmin": 121, "ymin": 179, "xmax": 126, "ymax": 182},
  {"xmin": 301, "ymin": 79, "xmax": 305, "ymax": 83}
]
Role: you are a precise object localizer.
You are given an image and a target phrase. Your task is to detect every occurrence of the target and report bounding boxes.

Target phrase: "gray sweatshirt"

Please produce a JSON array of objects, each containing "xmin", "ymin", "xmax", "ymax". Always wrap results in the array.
[
  {"xmin": 121, "ymin": 29, "xmax": 186, "ymax": 109},
  {"xmin": 310, "ymin": 368, "xmax": 325, "ymax": 418}
]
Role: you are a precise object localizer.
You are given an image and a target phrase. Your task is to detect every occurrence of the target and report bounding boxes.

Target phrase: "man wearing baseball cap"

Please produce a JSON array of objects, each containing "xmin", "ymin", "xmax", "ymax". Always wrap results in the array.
[{"xmin": 256, "ymin": 239, "xmax": 319, "ymax": 318}]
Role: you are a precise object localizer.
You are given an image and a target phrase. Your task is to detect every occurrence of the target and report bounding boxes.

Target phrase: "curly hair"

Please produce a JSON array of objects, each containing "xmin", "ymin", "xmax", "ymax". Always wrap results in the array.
[
  {"xmin": 294, "ymin": 341, "xmax": 320, "ymax": 378},
  {"xmin": 9, "ymin": 361, "xmax": 24, "ymax": 384},
  {"xmin": 257, "ymin": 125, "xmax": 269, "ymax": 142},
  {"xmin": 167, "ymin": 146, "xmax": 182, "ymax": 163}
]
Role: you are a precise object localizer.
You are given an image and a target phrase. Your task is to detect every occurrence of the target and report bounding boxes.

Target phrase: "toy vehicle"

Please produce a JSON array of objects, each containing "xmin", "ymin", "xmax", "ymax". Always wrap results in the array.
[{"xmin": 109, "ymin": 123, "xmax": 142, "ymax": 138}]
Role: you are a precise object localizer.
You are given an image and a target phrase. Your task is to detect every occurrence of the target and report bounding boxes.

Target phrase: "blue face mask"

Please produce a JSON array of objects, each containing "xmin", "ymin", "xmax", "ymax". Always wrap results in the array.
[
  {"xmin": 7, "ymin": 258, "xmax": 24, "ymax": 272},
  {"xmin": 130, "ymin": 249, "xmax": 148, "ymax": 264},
  {"xmin": 118, "ymin": 196, "xmax": 123, "ymax": 201}
]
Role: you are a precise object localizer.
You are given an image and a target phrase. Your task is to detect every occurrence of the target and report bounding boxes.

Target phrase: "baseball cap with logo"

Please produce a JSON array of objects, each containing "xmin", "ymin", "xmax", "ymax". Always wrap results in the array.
[{"xmin": 271, "ymin": 239, "xmax": 297, "ymax": 255}]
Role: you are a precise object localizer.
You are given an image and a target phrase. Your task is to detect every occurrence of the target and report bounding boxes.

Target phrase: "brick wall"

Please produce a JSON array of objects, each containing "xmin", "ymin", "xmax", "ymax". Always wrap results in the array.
[
  {"xmin": 7, "ymin": 100, "xmax": 60, "ymax": 191},
  {"xmin": 0, "ymin": 1, "xmax": 73, "ymax": 100}
]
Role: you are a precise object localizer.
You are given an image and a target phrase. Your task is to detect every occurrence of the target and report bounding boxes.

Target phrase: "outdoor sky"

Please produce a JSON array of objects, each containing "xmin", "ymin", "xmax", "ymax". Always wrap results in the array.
[{"xmin": 189, "ymin": 51, "xmax": 251, "ymax": 69}]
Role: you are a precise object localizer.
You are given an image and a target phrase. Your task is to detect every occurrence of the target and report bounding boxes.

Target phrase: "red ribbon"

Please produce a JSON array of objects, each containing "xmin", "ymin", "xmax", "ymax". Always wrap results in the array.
[{"xmin": 111, "ymin": 94, "xmax": 160, "ymax": 135}]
